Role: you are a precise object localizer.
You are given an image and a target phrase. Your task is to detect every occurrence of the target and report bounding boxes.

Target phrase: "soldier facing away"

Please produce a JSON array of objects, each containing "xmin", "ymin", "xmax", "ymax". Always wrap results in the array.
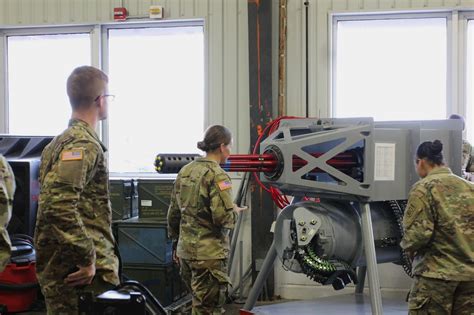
[
  {"xmin": 0, "ymin": 154, "xmax": 15, "ymax": 272},
  {"xmin": 167, "ymin": 125, "xmax": 247, "ymax": 315},
  {"xmin": 401, "ymin": 140, "xmax": 474, "ymax": 314},
  {"xmin": 34, "ymin": 66, "xmax": 119, "ymax": 314}
]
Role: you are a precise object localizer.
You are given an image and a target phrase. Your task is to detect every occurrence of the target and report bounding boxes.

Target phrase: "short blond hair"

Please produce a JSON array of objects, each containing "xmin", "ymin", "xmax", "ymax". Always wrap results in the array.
[{"xmin": 67, "ymin": 66, "xmax": 108, "ymax": 110}]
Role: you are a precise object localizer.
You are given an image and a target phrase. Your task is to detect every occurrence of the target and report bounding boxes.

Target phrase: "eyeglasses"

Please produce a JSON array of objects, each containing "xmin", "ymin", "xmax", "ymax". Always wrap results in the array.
[{"xmin": 94, "ymin": 94, "xmax": 115, "ymax": 102}]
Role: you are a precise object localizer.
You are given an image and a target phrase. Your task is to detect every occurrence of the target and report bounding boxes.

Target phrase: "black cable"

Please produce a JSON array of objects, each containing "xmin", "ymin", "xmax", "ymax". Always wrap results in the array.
[
  {"xmin": 118, "ymin": 280, "xmax": 167, "ymax": 315},
  {"xmin": 0, "ymin": 282, "xmax": 39, "ymax": 290}
]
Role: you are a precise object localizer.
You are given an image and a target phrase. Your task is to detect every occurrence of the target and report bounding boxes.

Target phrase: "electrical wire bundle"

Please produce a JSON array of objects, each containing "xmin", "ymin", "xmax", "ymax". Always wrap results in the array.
[{"xmin": 251, "ymin": 116, "xmax": 298, "ymax": 209}]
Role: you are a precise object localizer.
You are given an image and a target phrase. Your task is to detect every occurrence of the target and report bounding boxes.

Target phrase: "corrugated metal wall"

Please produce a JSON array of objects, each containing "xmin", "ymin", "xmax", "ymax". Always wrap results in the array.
[
  {"xmin": 0, "ymin": 0, "xmax": 250, "ymax": 154},
  {"xmin": 286, "ymin": 0, "xmax": 474, "ymax": 119}
]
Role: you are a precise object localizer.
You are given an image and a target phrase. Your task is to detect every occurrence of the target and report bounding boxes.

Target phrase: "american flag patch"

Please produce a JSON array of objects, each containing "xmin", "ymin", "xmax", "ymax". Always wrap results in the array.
[
  {"xmin": 61, "ymin": 150, "xmax": 83, "ymax": 161},
  {"xmin": 218, "ymin": 180, "xmax": 232, "ymax": 191}
]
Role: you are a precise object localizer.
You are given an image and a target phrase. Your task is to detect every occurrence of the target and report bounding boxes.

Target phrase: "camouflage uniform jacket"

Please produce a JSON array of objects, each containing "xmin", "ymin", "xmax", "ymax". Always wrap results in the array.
[
  {"xmin": 400, "ymin": 167, "xmax": 474, "ymax": 281},
  {"xmin": 167, "ymin": 158, "xmax": 237, "ymax": 260},
  {"xmin": 34, "ymin": 119, "xmax": 119, "ymax": 285},
  {"xmin": 0, "ymin": 155, "xmax": 15, "ymax": 271},
  {"xmin": 462, "ymin": 139, "xmax": 474, "ymax": 181}
]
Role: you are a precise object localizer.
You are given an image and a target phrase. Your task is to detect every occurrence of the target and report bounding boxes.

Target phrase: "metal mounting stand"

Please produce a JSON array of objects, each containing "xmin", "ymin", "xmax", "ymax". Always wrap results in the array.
[
  {"xmin": 360, "ymin": 203, "xmax": 383, "ymax": 314},
  {"xmin": 242, "ymin": 242, "xmax": 277, "ymax": 311},
  {"xmin": 355, "ymin": 266, "xmax": 367, "ymax": 294},
  {"xmin": 243, "ymin": 202, "xmax": 384, "ymax": 313}
]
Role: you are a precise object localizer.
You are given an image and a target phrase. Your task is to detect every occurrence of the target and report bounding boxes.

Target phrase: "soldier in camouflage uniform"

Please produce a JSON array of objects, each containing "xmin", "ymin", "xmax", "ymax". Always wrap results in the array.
[
  {"xmin": 168, "ymin": 125, "xmax": 247, "ymax": 315},
  {"xmin": 35, "ymin": 66, "xmax": 119, "ymax": 314},
  {"xmin": 0, "ymin": 154, "xmax": 15, "ymax": 272},
  {"xmin": 449, "ymin": 114, "xmax": 474, "ymax": 181},
  {"xmin": 401, "ymin": 140, "xmax": 474, "ymax": 315},
  {"xmin": 461, "ymin": 140, "xmax": 474, "ymax": 181}
]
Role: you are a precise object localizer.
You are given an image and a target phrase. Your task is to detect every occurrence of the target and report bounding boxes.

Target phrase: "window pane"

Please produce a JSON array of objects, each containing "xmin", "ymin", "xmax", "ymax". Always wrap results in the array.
[
  {"xmin": 467, "ymin": 20, "xmax": 474, "ymax": 144},
  {"xmin": 108, "ymin": 26, "xmax": 205, "ymax": 173},
  {"xmin": 334, "ymin": 18, "xmax": 447, "ymax": 121},
  {"xmin": 8, "ymin": 34, "xmax": 91, "ymax": 135}
]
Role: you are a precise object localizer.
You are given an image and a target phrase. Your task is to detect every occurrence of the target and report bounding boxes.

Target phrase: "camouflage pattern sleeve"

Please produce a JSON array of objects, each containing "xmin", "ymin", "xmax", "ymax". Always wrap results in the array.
[
  {"xmin": 0, "ymin": 155, "xmax": 15, "ymax": 271},
  {"xmin": 400, "ymin": 185, "xmax": 435, "ymax": 253},
  {"xmin": 461, "ymin": 140, "xmax": 474, "ymax": 180},
  {"xmin": 465, "ymin": 140, "xmax": 474, "ymax": 173},
  {"xmin": 210, "ymin": 172, "xmax": 236, "ymax": 229},
  {"xmin": 41, "ymin": 142, "xmax": 100, "ymax": 267},
  {"xmin": 167, "ymin": 176, "xmax": 182, "ymax": 241}
]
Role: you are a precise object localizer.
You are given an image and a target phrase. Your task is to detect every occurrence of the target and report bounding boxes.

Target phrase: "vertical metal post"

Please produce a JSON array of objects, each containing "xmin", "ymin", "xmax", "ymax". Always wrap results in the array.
[
  {"xmin": 228, "ymin": 212, "xmax": 243, "ymax": 275},
  {"xmin": 239, "ymin": 240, "xmax": 244, "ymax": 300},
  {"xmin": 355, "ymin": 266, "xmax": 367, "ymax": 294},
  {"xmin": 361, "ymin": 203, "xmax": 383, "ymax": 314},
  {"xmin": 243, "ymin": 242, "xmax": 277, "ymax": 311},
  {"xmin": 248, "ymin": 0, "xmax": 275, "ymax": 296}
]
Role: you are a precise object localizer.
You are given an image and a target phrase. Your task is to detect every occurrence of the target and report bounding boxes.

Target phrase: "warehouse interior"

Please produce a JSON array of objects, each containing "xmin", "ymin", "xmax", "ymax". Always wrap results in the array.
[{"xmin": 0, "ymin": 0, "xmax": 473, "ymax": 314}]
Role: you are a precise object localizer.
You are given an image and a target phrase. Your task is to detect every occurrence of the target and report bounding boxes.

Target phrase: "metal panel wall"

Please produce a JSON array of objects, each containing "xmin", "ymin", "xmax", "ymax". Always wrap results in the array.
[
  {"xmin": 0, "ymin": 0, "xmax": 250, "ymax": 155},
  {"xmin": 286, "ymin": 0, "xmax": 474, "ymax": 119}
]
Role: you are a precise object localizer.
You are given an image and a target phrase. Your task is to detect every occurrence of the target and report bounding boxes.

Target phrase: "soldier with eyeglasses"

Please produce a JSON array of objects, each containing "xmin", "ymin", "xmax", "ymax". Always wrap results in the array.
[{"xmin": 34, "ymin": 66, "xmax": 119, "ymax": 314}]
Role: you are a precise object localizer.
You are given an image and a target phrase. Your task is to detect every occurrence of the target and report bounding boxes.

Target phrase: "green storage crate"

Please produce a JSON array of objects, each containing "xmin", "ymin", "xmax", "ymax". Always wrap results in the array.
[
  {"xmin": 122, "ymin": 263, "xmax": 188, "ymax": 307},
  {"xmin": 115, "ymin": 217, "xmax": 173, "ymax": 266},
  {"xmin": 109, "ymin": 178, "xmax": 133, "ymax": 221},
  {"xmin": 137, "ymin": 177, "xmax": 176, "ymax": 221}
]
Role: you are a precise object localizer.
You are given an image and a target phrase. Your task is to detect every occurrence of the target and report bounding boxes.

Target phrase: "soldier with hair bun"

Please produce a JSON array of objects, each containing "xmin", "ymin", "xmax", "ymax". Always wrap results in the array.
[
  {"xmin": 0, "ymin": 154, "xmax": 15, "ymax": 272},
  {"xmin": 167, "ymin": 125, "xmax": 247, "ymax": 315},
  {"xmin": 401, "ymin": 140, "xmax": 474, "ymax": 314}
]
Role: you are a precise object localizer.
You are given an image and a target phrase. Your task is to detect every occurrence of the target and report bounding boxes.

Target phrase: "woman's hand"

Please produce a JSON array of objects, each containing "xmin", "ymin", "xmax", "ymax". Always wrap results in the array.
[{"xmin": 233, "ymin": 204, "xmax": 249, "ymax": 213}]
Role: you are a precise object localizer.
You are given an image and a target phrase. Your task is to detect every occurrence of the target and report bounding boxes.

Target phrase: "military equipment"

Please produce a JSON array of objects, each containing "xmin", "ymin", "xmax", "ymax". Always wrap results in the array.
[
  {"xmin": 155, "ymin": 118, "xmax": 464, "ymax": 314},
  {"xmin": 137, "ymin": 178, "xmax": 175, "ymax": 221},
  {"xmin": 0, "ymin": 136, "xmax": 53, "ymax": 236},
  {"xmin": 110, "ymin": 178, "xmax": 138, "ymax": 221},
  {"xmin": 114, "ymin": 217, "xmax": 173, "ymax": 266}
]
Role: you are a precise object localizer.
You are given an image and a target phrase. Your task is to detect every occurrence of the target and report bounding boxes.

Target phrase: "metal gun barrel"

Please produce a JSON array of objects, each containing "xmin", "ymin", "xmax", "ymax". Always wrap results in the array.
[
  {"xmin": 155, "ymin": 150, "xmax": 361, "ymax": 175},
  {"xmin": 222, "ymin": 151, "xmax": 360, "ymax": 173}
]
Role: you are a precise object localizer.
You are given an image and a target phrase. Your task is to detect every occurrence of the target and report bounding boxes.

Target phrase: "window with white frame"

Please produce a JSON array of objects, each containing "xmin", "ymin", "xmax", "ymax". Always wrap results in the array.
[
  {"xmin": 106, "ymin": 25, "xmax": 205, "ymax": 173},
  {"xmin": 7, "ymin": 33, "xmax": 91, "ymax": 135},
  {"xmin": 467, "ymin": 19, "xmax": 474, "ymax": 144},
  {"xmin": 333, "ymin": 17, "xmax": 447, "ymax": 121}
]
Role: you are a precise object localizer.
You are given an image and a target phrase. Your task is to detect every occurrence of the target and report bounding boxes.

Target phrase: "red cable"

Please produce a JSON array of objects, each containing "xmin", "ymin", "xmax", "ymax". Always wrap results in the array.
[{"xmin": 252, "ymin": 116, "xmax": 304, "ymax": 207}]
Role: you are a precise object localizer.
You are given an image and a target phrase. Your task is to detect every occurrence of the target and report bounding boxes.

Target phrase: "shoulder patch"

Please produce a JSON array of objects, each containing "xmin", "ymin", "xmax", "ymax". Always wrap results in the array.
[
  {"xmin": 61, "ymin": 149, "xmax": 83, "ymax": 161},
  {"xmin": 218, "ymin": 180, "xmax": 232, "ymax": 191}
]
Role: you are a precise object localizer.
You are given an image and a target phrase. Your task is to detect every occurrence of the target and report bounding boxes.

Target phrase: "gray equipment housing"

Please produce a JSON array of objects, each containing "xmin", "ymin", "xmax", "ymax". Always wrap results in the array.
[
  {"xmin": 274, "ymin": 200, "xmax": 401, "ymax": 273},
  {"xmin": 259, "ymin": 118, "xmax": 462, "ymax": 201}
]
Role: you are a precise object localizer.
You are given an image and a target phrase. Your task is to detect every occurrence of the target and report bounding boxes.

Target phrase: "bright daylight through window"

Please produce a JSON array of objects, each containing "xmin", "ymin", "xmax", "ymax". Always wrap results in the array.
[
  {"xmin": 8, "ymin": 33, "xmax": 91, "ymax": 135},
  {"xmin": 107, "ymin": 26, "xmax": 205, "ymax": 173},
  {"xmin": 334, "ymin": 18, "xmax": 447, "ymax": 121}
]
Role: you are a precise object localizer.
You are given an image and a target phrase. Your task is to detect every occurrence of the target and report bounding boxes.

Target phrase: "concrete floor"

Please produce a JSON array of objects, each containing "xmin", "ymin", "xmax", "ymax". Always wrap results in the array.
[{"xmin": 248, "ymin": 292, "xmax": 408, "ymax": 315}]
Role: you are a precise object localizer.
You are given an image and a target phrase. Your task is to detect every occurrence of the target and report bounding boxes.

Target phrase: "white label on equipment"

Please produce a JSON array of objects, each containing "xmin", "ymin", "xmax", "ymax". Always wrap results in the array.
[
  {"xmin": 141, "ymin": 200, "xmax": 152, "ymax": 207},
  {"xmin": 374, "ymin": 143, "xmax": 396, "ymax": 181}
]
